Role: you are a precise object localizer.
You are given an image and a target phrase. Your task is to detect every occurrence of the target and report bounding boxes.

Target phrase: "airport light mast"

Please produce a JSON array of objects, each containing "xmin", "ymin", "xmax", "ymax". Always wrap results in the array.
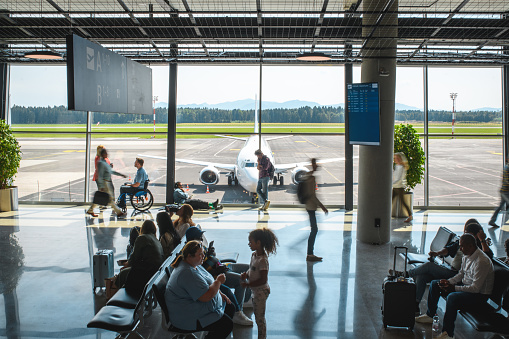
[
  {"xmin": 152, "ymin": 95, "xmax": 158, "ymax": 139},
  {"xmin": 450, "ymin": 93, "xmax": 457, "ymax": 138}
]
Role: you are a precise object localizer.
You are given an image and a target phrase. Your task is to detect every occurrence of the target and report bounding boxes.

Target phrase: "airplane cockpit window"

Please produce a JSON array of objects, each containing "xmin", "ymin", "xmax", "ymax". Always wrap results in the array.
[{"xmin": 245, "ymin": 162, "xmax": 256, "ymax": 167}]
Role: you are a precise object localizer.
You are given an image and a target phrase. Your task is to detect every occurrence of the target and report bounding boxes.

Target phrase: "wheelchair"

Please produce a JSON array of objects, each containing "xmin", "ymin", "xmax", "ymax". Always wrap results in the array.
[{"xmin": 116, "ymin": 180, "xmax": 154, "ymax": 212}]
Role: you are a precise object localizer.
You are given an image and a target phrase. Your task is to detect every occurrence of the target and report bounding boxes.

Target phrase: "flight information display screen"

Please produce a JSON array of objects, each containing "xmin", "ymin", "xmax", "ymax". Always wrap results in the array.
[{"xmin": 347, "ymin": 82, "xmax": 380, "ymax": 146}]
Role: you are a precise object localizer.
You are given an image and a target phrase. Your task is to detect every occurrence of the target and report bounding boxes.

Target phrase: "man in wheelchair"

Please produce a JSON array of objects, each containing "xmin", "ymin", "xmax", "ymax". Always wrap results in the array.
[{"xmin": 118, "ymin": 157, "xmax": 149, "ymax": 208}]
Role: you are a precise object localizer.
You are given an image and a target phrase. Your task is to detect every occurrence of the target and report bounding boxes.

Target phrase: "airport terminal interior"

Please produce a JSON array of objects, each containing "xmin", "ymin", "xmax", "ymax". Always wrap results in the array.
[{"xmin": 1, "ymin": 0, "xmax": 509, "ymax": 338}]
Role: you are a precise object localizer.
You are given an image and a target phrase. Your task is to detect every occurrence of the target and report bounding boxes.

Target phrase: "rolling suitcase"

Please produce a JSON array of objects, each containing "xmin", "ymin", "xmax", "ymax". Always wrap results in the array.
[
  {"xmin": 382, "ymin": 246, "xmax": 416, "ymax": 330},
  {"xmin": 93, "ymin": 249, "xmax": 114, "ymax": 291}
]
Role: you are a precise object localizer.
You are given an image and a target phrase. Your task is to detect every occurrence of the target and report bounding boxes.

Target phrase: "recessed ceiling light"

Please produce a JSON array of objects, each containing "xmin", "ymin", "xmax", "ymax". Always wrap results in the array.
[{"xmin": 296, "ymin": 52, "xmax": 331, "ymax": 61}]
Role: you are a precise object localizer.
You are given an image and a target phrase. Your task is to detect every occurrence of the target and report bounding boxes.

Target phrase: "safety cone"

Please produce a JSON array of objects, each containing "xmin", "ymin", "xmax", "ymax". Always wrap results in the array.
[
  {"xmin": 129, "ymin": 175, "xmax": 131, "ymax": 181},
  {"xmin": 206, "ymin": 185, "xmax": 210, "ymax": 193},
  {"xmin": 186, "ymin": 184, "xmax": 190, "ymax": 191},
  {"xmin": 315, "ymin": 183, "xmax": 319, "ymax": 190}
]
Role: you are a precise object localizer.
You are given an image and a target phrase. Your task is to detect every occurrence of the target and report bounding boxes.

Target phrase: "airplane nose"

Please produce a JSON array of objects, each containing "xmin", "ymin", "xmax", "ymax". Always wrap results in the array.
[{"xmin": 246, "ymin": 169, "xmax": 259, "ymax": 192}]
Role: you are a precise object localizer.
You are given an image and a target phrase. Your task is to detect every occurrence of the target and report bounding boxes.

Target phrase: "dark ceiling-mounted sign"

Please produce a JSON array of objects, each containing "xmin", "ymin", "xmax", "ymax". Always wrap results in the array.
[{"xmin": 67, "ymin": 34, "xmax": 152, "ymax": 114}]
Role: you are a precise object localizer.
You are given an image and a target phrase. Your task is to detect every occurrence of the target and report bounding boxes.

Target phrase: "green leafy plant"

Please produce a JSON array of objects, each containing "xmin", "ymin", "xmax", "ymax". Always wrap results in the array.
[
  {"xmin": 394, "ymin": 123, "xmax": 425, "ymax": 191},
  {"xmin": 0, "ymin": 120, "xmax": 22, "ymax": 190}
]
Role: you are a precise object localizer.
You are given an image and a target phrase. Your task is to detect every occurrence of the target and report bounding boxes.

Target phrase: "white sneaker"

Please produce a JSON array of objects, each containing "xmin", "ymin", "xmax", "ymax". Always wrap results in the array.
[
  {"xmin": 415, "ymin": 314, "xmax": 433, "ymax": 324},
  {"xmin": 436, "ymin": 332, "xmax": 453, "ymax": 339},
  {"xmin": 243, "ymin": 297, "xmax": 253, "ymax": 308},
  {"xmin": 263, "ymin": 200, "xmax": 270, "ymax": 210},
  {"xmin": 232, "ymin": 311, "xmax": 253, "ymax": 326}
]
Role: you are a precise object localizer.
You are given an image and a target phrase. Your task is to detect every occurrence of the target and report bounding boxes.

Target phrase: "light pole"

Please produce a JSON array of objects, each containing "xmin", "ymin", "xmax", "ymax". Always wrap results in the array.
[
  {"xmin": 152, "ymin": 95, "xmax": 158, "ymax": 139},
  {"xmin": 450, "ymin": 93, "xmax": 457, "ymax": 138}
]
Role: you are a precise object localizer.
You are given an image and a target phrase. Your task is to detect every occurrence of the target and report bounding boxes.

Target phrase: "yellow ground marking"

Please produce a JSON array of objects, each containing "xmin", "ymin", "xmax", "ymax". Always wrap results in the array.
[
  {"xmin": 63, "ymin": 150, "xmax": 76, "ymax": 153},
  {"xmin": 230, "ymin": 149, "xmax": 240, "ymax": 151},
  {"xmin": 77, "ymin": 150, "xmax": 86, "ymax": 152},
  {"xmin": 488, "ymin": 151, "xmax": 502, "ymax": 155},
  {"xmin": 300, "ymin": 137, "xmax": 320, "ymax": 148},
  {"xmin": 294, "ymin": 140, "xmax": 307, "ymax": 143},
  {"xmin": 321, "ymin": 166, "xmax": 342, "ymax": 183},
  {"xmin": 25, "ymin": 153, "xmax": 61, "ymax": 160}
]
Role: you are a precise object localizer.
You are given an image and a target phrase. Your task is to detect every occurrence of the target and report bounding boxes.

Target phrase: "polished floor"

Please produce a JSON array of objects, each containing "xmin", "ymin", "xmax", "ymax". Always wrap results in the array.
[{"xmin": 0, "ymin": 205, "xmax": 507, "ymax": 339}]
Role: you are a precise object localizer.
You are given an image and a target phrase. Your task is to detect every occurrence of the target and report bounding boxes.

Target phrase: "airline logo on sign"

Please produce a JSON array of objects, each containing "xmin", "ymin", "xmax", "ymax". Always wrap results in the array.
[{"xmin": 87, "ymin": 47, "xmax": 94, "ymax": 70}]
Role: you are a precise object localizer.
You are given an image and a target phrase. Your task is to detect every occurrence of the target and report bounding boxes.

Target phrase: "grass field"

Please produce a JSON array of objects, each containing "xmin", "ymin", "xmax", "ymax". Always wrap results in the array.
[{"xmin": 11, "ymin": 122, "xmax": 503, "ymax": 138}]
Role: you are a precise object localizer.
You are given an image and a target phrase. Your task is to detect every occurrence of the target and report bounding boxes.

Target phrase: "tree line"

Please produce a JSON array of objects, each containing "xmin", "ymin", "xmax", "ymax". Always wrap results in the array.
[{"xmin": 9, "ymin": 105, "xmax": 501, "ymax": 125}]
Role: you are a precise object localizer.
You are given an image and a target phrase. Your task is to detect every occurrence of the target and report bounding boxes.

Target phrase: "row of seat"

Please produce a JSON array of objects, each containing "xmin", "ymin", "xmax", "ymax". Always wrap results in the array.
[{"xmin": 401, "ymin": 226, "xmax": 509, "ymax": 335}]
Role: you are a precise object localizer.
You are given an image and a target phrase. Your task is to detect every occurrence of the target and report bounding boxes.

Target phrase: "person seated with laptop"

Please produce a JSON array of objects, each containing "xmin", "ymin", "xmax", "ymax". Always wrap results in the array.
[{"xmin": 415, "ymin": 233, "xmax": 494, "ymax": 339}]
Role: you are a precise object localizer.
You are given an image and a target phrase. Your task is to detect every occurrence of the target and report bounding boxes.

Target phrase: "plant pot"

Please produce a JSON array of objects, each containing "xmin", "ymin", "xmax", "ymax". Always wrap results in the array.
[
  {"xmin": 0, "ymin": 186, "xmax": 19, "ymax": 212},
  {"xmin": 392, "ymin": 191, "xmax": 413, "ymax": 218}
]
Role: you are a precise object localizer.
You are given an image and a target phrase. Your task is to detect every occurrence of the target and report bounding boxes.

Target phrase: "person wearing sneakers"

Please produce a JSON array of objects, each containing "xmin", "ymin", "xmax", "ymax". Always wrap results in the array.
[
  {"xmin": 392, "ymin": 152, "xmax": 413, "ymax": 223},
  {"xmin": 184, "ymin": 226, "xmax": 253, "ymax": 326},
  {"xmin": 489, "ymin": 158, "xmax": 509, "ymax": 227},
  {"xmin": 87, "ymin": 148, "xmax": 127, "ymax": 218},
  {"xmin": 255, "ymin": 149, "xmax": 272, "ymax": 211},
  {"xmin": 415, "ymin": 233, "xmax": 494, "ymax": 339},
  {"xmin": 173, "ymin": 181, "xmax": 222, "ymax": 211},
  {"xmin": 303, "ymin": 158, "xmax": 328, "ymax": 262}
]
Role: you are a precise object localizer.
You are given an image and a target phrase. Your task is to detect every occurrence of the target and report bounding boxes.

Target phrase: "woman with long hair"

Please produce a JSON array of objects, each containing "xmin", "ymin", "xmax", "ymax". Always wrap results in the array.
[
  {"xmin": 156, "ymin": 211, "xmax": 180, "ymax": 259},
  {"xmin": 173, "ymin": 204, "xmax": 196, "ymax": 239}
]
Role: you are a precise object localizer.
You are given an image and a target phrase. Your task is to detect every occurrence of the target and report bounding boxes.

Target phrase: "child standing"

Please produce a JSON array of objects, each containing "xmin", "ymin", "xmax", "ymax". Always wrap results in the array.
[{"xmin": 240, "ymin": 228, "xmax": 279, "ymax": 339}]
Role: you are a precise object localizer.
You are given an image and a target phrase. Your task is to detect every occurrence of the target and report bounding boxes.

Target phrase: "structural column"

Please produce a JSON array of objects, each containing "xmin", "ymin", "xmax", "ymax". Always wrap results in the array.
[
  {"xmin": 166, "ymin": 62, "xmax": 178, "ymax": 204},
  {"xmin": 344, "ymin": 50, "xmax": 353, "ymax": 211},
  {"xmin": 357, "ymin": 0, "xmax": 398, "ymax": 244},
  {"xmin": 503, "ymin": 64, "xmax": 509, "ymax": 162},
  {"xmin": 0, "ymin": 62, "xmax": 10, "ymax": 122}
]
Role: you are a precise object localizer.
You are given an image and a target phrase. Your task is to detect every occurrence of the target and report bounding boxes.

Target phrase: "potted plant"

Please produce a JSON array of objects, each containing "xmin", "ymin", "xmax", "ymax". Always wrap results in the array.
[
  {"xmin": 392, "ymin": 123, "xmax": 425, "ymax": 217},
  {"xmin": 0, "ymin": 119, "xmax": 22, "ymax": 211}
]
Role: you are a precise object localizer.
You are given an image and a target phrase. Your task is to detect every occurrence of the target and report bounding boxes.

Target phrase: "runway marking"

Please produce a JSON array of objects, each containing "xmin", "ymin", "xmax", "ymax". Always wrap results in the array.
[
  {"xmin": 25, "ymin": 152, "xmax": 63, "ymax": 160},
  {"xmin": 321, "ymin": 166, "xmax": 342, "ymax": 183},
  {"xmin": 455, "ymin": 164, "xmax": 500, "ymax": 178},
  {"xmin": 429, "ymin": 175, "xmax": 493, "ymax": 198},
  {"xmin": 294, "ymin": 141, "xmax": 307, "ymax": 143},
  {"xmin": 214, "ymin": 140, "xmax": 236, "ymax": 157},
  {"xmin": 300, "ymin": 137, "xmax": 320, "ymax": 148},
  {"xmin": 230, "ymin": 149, "xmax": 240, "ymax": 151},
  {"xmin": 488, "ymin": 151, "xmax": 502, "ymax": 155}
]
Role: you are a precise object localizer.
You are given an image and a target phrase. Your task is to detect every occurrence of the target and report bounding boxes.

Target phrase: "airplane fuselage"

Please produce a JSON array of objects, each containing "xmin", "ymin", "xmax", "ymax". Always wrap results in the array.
[{"xmin": 235, "ymin": 135, "xmax": 275, "ymax": 194}]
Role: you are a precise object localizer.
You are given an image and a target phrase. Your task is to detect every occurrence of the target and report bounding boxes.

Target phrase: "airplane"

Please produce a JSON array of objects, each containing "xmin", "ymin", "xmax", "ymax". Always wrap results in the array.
[{"xmin": 140, "ymin": 111, "xmax": 346, "ymax": 202}]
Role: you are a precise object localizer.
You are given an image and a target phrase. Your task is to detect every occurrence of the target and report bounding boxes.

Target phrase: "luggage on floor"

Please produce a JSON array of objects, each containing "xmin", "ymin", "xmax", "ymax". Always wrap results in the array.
[
  {"xmin": 382, "ymin": 246, "xmax": 416, "ymax": 330},
  {"xmin": 93, "ymin": 249, "xmax": 114, "ymax": 290}
]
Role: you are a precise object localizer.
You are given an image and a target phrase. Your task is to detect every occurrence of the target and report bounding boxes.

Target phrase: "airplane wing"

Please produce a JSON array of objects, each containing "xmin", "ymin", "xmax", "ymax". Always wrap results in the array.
[
  {"xmin": 265, "ymin": 135, "xmax": 293, "ymax": 141},
  {"xmin": 139, "ymin": 154, "xmax": 236, "ymax": 171},
  {"xmin": 274, "ymin": 157, "xmax": 356, "ymax": 172},
  {"xmin": 215, "ymin": 135, "xmax": 248, "ymax": 141}
]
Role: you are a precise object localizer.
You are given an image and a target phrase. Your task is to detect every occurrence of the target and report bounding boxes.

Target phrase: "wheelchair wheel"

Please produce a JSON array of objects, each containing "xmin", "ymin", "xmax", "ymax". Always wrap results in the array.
[{"xmin": 130, "ymin": 189, "xmax": 154, "ymax": 211}]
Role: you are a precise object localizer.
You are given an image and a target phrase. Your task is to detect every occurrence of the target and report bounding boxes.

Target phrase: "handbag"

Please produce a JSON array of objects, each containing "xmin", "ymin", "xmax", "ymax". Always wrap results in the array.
[
  {"xmin": 93, "ymin": 191, "xmax": 110, "ymax": 205},
  {"xmin": 105, "ymin": 276, "xmax": 119, "ymax": 300}
]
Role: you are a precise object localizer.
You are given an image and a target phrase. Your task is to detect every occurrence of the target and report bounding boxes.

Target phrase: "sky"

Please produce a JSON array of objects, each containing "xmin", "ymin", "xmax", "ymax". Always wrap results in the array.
[{"xmin": 9, "ymin": 64, "xmax": 502, "ymax": 111}]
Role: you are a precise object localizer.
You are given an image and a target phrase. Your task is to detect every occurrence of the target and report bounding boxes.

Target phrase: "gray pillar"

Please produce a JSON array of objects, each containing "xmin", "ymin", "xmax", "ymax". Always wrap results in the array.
[
  {"xmin": 344, "ymin": 61, "xmax": 353, "ymax": 211},
  {"xmin": 166, "ymin": 62, "xmax": 177, "ymax": 204},
  {"xmin": 0, "ymin": 62, "xmax": 9, "ymax": 122},
  {"xmin": 357, "ymin": 0, "xmax": 398, "ymax": 244},
  {"xmin": 503, "ymin": 64, "xmax": 509, "ymax": 162}
]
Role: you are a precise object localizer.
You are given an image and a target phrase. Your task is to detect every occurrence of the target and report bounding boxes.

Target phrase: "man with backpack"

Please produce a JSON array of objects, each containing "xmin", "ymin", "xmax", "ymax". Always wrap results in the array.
[
  {"xmin": 300, "ymin": 158, "xmax": 328, "ymax": 262},
  {"xmin": 255, "ymin": 149, "xmax": 273, "ymax": 210}
]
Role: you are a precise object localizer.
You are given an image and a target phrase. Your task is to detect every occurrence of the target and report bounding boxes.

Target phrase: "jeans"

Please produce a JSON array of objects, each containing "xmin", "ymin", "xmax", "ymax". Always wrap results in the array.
[
  {"xmin": 408, "ymin": 262, "xmax": 457, "ymax": 303},
  {"xmin": 220, "ymin": 285, "xmax": 240, "ymax": 312},
  {"xmin": 426, "ymin": 280, "xmax": 488, "ymax": 337},
  {"xmin": 225, "ymin": 263, "xmax": 251, "ymax": 310},
  {"xmin": 307, "ymin": 210, "xmax": 318, "ymax": 255},
  {"xmin": 489, "ymin": 191, "xmax": 509, "ymax": 224},
  {"xmin": 256, "ymin": 176, "xmax": 270, "ymax": 204}
]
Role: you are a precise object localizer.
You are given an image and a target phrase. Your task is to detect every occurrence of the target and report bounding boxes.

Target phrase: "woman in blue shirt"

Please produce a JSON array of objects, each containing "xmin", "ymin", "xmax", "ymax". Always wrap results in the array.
[{"xmin": 165, "ymin": 240, "xmax": 234, "ymax": 338}]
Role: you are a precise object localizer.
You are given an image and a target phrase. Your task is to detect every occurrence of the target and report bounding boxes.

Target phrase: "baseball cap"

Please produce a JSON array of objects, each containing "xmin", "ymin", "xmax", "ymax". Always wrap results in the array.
[{"xmin": 186, "ymin": 226, "xmax": 205, "ymax": 241}]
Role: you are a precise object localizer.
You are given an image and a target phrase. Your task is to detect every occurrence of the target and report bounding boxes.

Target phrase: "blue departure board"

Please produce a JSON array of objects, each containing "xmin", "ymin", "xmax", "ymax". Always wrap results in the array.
[{"xmin": 347, "ymin": 82, "xmax": 380, "ymax": 146}]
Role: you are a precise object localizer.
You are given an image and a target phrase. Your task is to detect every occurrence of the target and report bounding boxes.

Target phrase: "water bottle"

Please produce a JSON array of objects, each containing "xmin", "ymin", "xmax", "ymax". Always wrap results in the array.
[{"xmin": 432, "ymin": 314, "xmax": 440, "ymax": 337}]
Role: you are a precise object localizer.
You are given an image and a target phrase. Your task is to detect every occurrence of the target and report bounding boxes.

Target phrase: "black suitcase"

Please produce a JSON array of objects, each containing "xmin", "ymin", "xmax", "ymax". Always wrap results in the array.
[
  {"xmin": 93, "ymin": 191, "xmax": 110, "ymax": 205},
  {"xmin": 382, "ymin": 246, "xmax": 416, "ymax": 330}
]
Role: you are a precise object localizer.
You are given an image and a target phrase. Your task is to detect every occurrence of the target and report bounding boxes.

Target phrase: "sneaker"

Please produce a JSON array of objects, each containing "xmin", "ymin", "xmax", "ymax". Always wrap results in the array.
[
  {"xmin": 404, "ymin": 215, "xmax": 413, "ymax": 223},
  {"xmin": 215, "ymin": 204, "xmax": 223, "ymax": 211},
  {"xmin": 232, "ymin": 311, "xmax": 253, "ymax": 326},
  {"xmin": 263, "ymin": 200, "xmax": 270, "ymax": 211},
  {"xmin": 212, "ymin": 199, "xmax": 219, "ymax": 209},
  {"xmin": 436, "ymin": 332, "xmax": 453, "ymax": 339},
  {"xmin": 488, "ymin": 221, "xmax": 499, "ymax": 228},
  {"xmin": 117, "ymin": 212, "xmax": 127, "ymax": 218},
  {"xmin": 415, "ymin": 314, "xmax": 433, "ymax": 324},
  {"xmin": 306, "ymin": 254, "xmax": 323, "ymax": 262},
  {"xmin": 243, "ymin": 297, "xmax": 253, "ymax": 309},
  {"xmin": 86, "ymin": 210, "xmax": 98, "ymax": 217}
]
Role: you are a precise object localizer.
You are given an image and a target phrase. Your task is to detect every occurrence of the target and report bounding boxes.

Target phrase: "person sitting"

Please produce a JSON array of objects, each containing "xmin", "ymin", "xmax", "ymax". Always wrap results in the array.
[
  {"xmin": 173, "ymin": 181, "xmax": 222, "ymax": 211},
  {"xmin": 116, "ymin": 220, "xmax": 163, "ymax": 298},
  {"xmin": 156, "ymin": 211, "xmax": 181, "ymax": 259},
  {"xmin": 185, "ymin": 226, "xmax": 253, "ymax": 326},
  {"xmin": 119, "ymin": 157, "xmax": 148, "ymax": 207},
  {"xmin": 173, "ymin": 204, "xmax": 197, "ymax": 239},
  {"xmin": 403, "ymin": 218, "xmax": 493, "ymax": 314},
  {"xmin": 415, "ymin": 233, "xmax": 494, "ymax": 339},
  {"xmin": 165, "ymin": 240, "xmax": 234, "ymax": 339}
]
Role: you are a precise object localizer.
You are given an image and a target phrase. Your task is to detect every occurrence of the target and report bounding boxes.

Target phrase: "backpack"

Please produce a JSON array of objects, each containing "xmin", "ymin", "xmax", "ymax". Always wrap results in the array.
[
  {"xmin": 265, "ymin": 156, "xmax": 275, "ymax": 177},
  {"xmin": 297, "ymin": 179, "xmax": 310, "ymax": 204}
]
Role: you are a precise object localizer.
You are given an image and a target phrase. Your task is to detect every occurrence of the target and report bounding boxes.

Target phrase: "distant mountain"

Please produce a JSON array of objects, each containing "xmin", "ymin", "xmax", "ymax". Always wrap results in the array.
[
  {"xmin": 470, "ymin": 107, "xmax": 501, "ymax": 112},
  {"xmin": 155, "ymin": 99, "xmax": 420, "ymax": 111}
]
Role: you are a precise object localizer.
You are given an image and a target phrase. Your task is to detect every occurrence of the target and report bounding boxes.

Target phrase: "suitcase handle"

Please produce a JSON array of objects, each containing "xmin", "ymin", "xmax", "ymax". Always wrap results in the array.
[{"xmin": 393, "ymin": 246, "xmax": 408, "ymax": 275}]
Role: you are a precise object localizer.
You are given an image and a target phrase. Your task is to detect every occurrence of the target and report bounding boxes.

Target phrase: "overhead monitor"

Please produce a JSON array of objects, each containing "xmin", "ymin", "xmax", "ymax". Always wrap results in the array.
[
  {"xmin": 347, "ymin": 82, "xmax": 380, "ymax": 146},
  {"xmin": 67, "ymin": 34, "xmax": 152, "ymax": 114}
]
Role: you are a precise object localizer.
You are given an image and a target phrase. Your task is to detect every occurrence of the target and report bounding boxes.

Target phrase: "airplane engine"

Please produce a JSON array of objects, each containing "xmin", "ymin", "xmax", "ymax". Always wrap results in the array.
[
  {"xmin": 199, "ymin": 167, "xmax": 220, "ymax": 185},
  {"xmin": 291, "ymin": 167, "xmax": 310, "ymax": 184}
]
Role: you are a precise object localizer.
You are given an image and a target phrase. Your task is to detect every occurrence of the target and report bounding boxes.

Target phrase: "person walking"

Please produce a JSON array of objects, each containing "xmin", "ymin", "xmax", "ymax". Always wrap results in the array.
[
  {"xmin": 87, "ymin": 148, "xmax": 126, "ymax": 217},
  {"xmin": 488, "ymin": 158, "xmax": 509, "ymax": 228},
  {"xmin": 303, "ymin": 158, "xmax": 328, "ymax": 262},
  {"xmin": 255, "ymin": 149, "xmax": 272, "ymax": 210},
  {"xmin": 392, "ymin": 152, "xmax": 413, "ymax": 223}
]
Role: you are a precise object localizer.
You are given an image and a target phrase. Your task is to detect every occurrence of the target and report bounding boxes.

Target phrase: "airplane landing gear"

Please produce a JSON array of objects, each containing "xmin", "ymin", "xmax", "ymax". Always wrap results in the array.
[
  {"xmin": 227, "ymin": 173, "xmax": 238, "ymax": 186},
  {"xmin": 273, "ymin": 174, "xmax": 284, "ymax": 186},
  {"xmin": 251, "ymin": 193, "xmax": 258, "ymax": 204}
]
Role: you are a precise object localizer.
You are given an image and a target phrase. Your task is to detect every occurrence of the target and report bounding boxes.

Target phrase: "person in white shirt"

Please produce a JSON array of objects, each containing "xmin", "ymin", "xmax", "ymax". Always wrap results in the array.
[{"xmin": 415, "ymin": 233, "xmax": 494, "ymax": 339}]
